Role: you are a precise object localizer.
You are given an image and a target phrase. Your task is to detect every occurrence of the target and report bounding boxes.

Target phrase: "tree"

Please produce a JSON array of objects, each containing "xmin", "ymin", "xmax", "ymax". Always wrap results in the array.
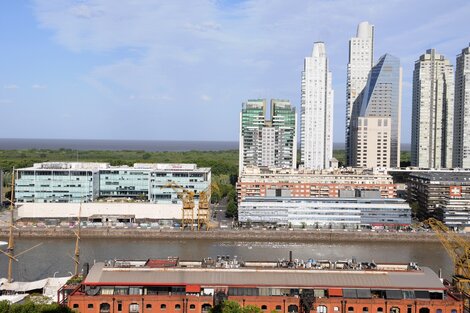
[
  {"xmin": 0, "ymin": 300, "xmax": 73, "ymax": 313},
  {"xmin": 210, "ymin": 301, "xmax": 262, "ymax": 313}
]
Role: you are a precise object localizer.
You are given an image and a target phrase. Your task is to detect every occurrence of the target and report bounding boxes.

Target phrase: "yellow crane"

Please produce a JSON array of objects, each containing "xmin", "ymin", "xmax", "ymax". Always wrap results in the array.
[
  {"xmin": 425, "ymin": 218, "xmax": 470, "ymax": 308},
  {"xmin": 197, "ymin": 182, "xmax": 222, "ymax": 231},
  {"xmin": 162, "ymin": 182, "xmax": 195, "ymax": 230}
]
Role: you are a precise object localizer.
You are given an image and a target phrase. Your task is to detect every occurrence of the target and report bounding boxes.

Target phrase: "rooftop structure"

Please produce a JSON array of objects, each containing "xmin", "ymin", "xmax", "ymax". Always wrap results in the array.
[{"xmin": 65, "ymin": 256, "xmax": 463, "ymax": 313}]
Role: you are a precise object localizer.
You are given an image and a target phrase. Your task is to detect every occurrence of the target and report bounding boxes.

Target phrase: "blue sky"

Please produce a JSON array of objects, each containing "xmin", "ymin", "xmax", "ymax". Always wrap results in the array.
[{"xmin": 0, "ymin": 0, "xmax": 469, "ymax": 143}]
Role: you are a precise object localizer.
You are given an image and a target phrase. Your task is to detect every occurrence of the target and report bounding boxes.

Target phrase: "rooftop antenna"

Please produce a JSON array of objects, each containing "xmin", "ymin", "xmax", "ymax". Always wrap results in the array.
[{"xmin": 0, "ymin": 168, "xmax": 42, "ymax": 283}]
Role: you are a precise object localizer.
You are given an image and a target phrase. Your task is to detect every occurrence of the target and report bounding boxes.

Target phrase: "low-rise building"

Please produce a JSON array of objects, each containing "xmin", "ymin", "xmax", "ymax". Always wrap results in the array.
[
  {"xmin": 238, "ymin": 194, "xmax": 411, "ymax": 228},
  {"xmin": 237, "ymin": 167, "xmax": 398, "ymax": 202},
  {"xmin": 15, "ymin": 162, "xmax": 211, "ymax": 204},
  {"xmin": 64, "ymin": 256, "xmax": 463, "ymax": 313},
  {"xmin": 438, "ymin": 197, "xmax": 470, "ymax": 230}
]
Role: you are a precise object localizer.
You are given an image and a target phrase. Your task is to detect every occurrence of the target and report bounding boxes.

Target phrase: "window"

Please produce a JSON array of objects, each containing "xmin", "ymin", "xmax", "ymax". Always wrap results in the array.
[
  {"xmin": 175, "ymin": 304, "xmax": 181, "ymax": 310},
  {"xmin": 118, "ymin": 303, "xmax": 122, "ymax": 312},
  {"xmin": 202, "ymin": 304, "xmax": 212, "ymax": 312},
  {"xmin": 317, "ymin": 306, "xmax": 327, "ymax": 313},
  {"xmin": 88, "ymin": 304, "xmax": 94, "ymax": 309},
  {"xmin": 100, "ymin": 303, "xmax": 111, "ymax": 313},
  {"xmin": 390, "ymin": 307, "xmax": 400, "ymax": 313},
  {"xmin": 161, "ymin": 304, "xmax": 167, "ymax": 310},
  {"xmin": 334, "ymin": 308, "xmax": 340, "ymax": 312},
  {"xmin": 377, "ymin": 308, "xmax": 384, "ymax": 313},
  {"xmin": 288, "ymin": 305, "xmax": 299, "ymax": 313},
  {"xmin": 190, "ymin": 304, "xmax": 196, "ymax": 310},
  {"xmin": 146, "ymin": 304, "xmax": 152, "ymax": 310},
  {"xmin": 73, "ymin": 304, "xmax": 79, "ymax": 309},
  {"xmin": 419, "ymin": 308, "xmax": 430, "ymax": 313},
  {"xmin": 363, "ymin": 308, "xmax": 369, "ymax": 313},
  {"xmin": 129, "ymin": 303, "xmax": 140, "ymax": 313},
  {"xmin": 262, "ymin": 305, "xmax": 268, "ymax": 311},
  {"xmin": 348, "ymin": 307, "xmax": 354, "ymax": 313},
  {"xmin": 276, "ymin": 306, "xmax": 282, "ymax": 311},
  {"xmin": 436, "ymin": 310, "xmax": 442, "ymax": 313}
]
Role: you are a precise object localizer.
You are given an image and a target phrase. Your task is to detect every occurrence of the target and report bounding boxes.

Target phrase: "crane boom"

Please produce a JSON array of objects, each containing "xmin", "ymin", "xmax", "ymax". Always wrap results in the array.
[{"xmin": 425, "ymin": 218, "xmax": 470, "ymax": 307}]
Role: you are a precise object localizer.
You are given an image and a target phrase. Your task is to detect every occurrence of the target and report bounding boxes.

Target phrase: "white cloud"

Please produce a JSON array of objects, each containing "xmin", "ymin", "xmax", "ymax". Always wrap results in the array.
[
  {"xmin": 3, "ymin": 84, "xmax": 19, "ymax": 90},
  {"xmin": 31, "ymin": 0, "xmax": 470, "ymax": 141},
  {"xmin": 201, "ymin": 94, "xmax": 212, "ymax": 102},
  {"xmin": 32, "ymin": 84, "xmax": 47, "ymax": 89}
]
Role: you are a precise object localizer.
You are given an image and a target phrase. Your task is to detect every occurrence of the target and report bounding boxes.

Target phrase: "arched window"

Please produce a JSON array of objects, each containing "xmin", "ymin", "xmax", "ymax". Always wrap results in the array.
[
  {"xmin": 288, "ymin": 305, "xmax": 299, "ymax": 313},
  {"xmin": 161, "ymin": 304, "xmax": 167, "ymax": 310},
  {"xmin": 146, "ymin": 304, "xmax": 152, "ymax": 309},
  {"xmin": 377, "ymin": 308, "xmax": 384, "ymax": 313},
  {"xmin": 317, "ymin": 306, "xmax": 328, "ymax": 313},
  {"xmin": 276, "ymin": 306, "xmax": 282, "ymax": 311},
  {"xmin": 190, "ymin": 304, "xmax": 196, "ymax": 310},
  {"xmin": 262, "ymin": 305, "xmax": 268, "ymax": 311},
  {"xmin": 100, "ymin": 303, "xmax": 111, "ymax": 313},
  {"xmin": 436, "ymin": 309, "xmax": 442, "ymax": 313},
  {"xmin": 73, "ymin": 304, "xmax": 79, "ymax": 309},
  {"xmin": 390, "ymin": 307, "xmax": 400, "ymax": 313},
  {"xmin": 88, "ymin": 304, "xmax": 94, "ymax": 309},
  {"xmin": 419, "ymin": 308, "xmax": 430, "ymax": 313},
  {"xmin": 451, "ymin": 310, "xmax": 457, "ymax": 313},
  {"xmin": 363, "ymin": 308, "xmax": 369, "ymax": 313},
  {"xmin": 202, "ymin": 304, "xmax": 212, "ymax": 312},
  {"xmin": 129, "ymin": 303, "xmax": 139, "ymax": 313},
  {"xmin": 348, "ymin": 307, "xmax": 355, "ymax": 313},
  {"xmin": 175, "ymin": 304, "xmax": 181, "ymax": 310}
]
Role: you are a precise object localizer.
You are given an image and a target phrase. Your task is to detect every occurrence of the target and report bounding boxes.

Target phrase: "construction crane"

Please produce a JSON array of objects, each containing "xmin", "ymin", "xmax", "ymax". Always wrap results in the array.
[
  {"xmin": 161, "ymin": 182, "xmax": 195, "ymax": 230},
  {"xmin": 425, "ymin": 218, "xmax": 470, "ymax": 308},
  {"xmin": 197, "ymin": 190, "xmax": 210, "ymax": 230}
]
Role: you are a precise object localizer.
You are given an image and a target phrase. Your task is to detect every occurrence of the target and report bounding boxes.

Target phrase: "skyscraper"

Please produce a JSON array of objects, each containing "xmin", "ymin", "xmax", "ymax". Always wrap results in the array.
[
  {"xmin": 301, "ymin": 42, "xmax": 334, "ymax": 169},
  {"xmin": 453, "ymin": 44, "xmax": 470, "ymax": 168},
  {"xmin": 239, "ymin": 99, "xmax": 297, "ymax": 174},
  {"xmin": 350, "ymin": 54, "xmax": 402, "ymax": 168},
  {"xmin": 411, "ymin": 49, "xmax": 454, "ymax": 168},
  {"xmin": 346, "ymin": 21, "xmax": 374, "ymax": 165}
]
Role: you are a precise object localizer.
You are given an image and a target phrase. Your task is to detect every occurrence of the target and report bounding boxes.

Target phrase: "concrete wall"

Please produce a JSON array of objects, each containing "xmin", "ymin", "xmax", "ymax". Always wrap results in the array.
[{"xmin": 17, "ymin": 202, "xmax": 182, "ymax": 220}]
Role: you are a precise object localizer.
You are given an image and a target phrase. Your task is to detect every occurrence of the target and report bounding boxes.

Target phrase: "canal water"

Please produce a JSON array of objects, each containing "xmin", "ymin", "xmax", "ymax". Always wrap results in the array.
[{"xmin": 0, "ymin": 238, "xmax": 452, "ymax": 281}]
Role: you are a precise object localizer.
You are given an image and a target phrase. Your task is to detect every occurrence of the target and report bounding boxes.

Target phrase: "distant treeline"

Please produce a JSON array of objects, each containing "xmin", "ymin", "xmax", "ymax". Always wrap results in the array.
[{"xmin": 0, "ymin": 148, "xmax": 411, "ymax": 175}]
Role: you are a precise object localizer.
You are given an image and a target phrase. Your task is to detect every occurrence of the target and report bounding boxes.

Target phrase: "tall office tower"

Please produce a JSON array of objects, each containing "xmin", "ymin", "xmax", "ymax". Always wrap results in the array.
[
  {"xmin": 301, "ymin": 42, "xmax": 334, "ymax": 169},
  {"xmin": 239, "ymin": 99, "xmax": 297, "ymax": 174},
  {"xmin": 350, "ymin": 54, "xmax": 402, "ymax": 168},
  {"xmin": 346, "ymin": 21, "xmax": 374, "ymax": 165},
  {"xmin": 411, "ymin": 49, "xmax": 454, "ymax": 168},
  {"xmin": 453, "ymin": 44, "xmax": 470, "ymax": 168}
]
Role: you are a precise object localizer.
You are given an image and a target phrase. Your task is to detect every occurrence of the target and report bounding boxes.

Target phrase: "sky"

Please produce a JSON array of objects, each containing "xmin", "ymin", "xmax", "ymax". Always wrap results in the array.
[{"xmin": 0, "ymin": 0, "xmax": 469, "ymax": 143}]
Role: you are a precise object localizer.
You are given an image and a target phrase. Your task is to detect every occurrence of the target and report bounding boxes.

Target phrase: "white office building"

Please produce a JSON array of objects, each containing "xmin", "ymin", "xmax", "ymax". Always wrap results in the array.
[
  {"xmin": 301, "ymin": 42, "xmax": 334, "ymax": 169},
  {"xmin": 453, "ymin": 44, "xmax": 470, "ymax": 168},
  {"xmin": 346, "ymin": 21, "xmax": 374, "ymax": 165},
  {"xmin": 411, "ymin": 49, "xmax": 454, "ymax": 168}
]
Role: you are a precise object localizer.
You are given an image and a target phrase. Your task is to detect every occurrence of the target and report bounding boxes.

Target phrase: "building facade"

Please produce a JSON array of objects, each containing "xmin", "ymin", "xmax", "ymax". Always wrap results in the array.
[
  {"xmin": 239, "ymin": 99, "xmax": 297, "ymax": 174},
  {"xmin": 301, "ymin": 42, "xmax": 334, "ymax": 169},
  {"xmin": 440, "ymin": 197, "xmax": 470, "ymax": 230},
  {"xmin": 350, "ymin": 54, "xmax": 402, "ymax": 168},
  {"xmin": 407, "ymin": 171, "xmax": 470, "ymax": 216},
  {"xmin": 238, "ymin": 196, "xmax": 411, "ymax": 228},
  {"xmin": 15, "ymin": 162, "xmax": 211, "ymax": 204},
  {"xmin": 346, "ymin": 21, "xmax": 374, "ymax": 166},
  {"xmin": 237, "ymin": 167, "xmax": 398, "ymax": 202},
  {"xmin": 453, "ymin": 44, "xmax": 470, "ymax": 168},
  {"xmin": 65, "ymin": 257, "xmax": 463, "ymax": 313},
  {"xmin": 411, "ymin": 49, "xmax": 454, "ymax": 168}
]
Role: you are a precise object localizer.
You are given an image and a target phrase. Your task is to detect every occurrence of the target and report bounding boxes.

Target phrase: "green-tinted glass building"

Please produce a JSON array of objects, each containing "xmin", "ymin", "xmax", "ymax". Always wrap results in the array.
[{"xmin": 239, "ymin": 99, "xmax": 297, "ymax": 174}]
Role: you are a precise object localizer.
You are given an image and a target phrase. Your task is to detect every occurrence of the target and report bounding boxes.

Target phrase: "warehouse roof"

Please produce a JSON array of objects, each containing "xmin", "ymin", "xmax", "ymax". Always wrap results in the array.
[{"xmin": 84, "ymin": 262, "xmax": 445, "ymax": 290}]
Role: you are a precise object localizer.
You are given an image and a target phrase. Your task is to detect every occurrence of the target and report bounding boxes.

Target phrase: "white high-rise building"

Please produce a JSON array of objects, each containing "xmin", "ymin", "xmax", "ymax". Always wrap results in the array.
[
  {"xmin": 346, "ymin": 21, "xmax": 374, "ymax": 165},
  {"xmin": 411, "ymin": 49, "xmax": 454, "ymax": 168},
  {"xmin": 453, "ymin": 44, "xmax": 470, "ymax": 168},
  {"xmin": 301, "ymin": 42, "xmax": 334, "ymax": 169}
]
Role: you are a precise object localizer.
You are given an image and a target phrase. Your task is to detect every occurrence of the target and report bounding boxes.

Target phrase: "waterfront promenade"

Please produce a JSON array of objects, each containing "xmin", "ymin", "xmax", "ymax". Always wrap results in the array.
[{"xmin": 1, "ymin": 227, "xmax": 468, "ymax": 243}]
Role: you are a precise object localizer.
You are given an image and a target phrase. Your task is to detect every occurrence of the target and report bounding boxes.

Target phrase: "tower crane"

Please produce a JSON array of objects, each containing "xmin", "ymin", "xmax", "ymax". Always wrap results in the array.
[{"xmin": 425, "ymin": 218, "xmax": 470, "ymax": 309}]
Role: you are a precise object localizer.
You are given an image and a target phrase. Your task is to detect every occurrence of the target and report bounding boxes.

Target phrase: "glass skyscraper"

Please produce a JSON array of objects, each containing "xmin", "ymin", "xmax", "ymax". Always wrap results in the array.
[{"xmin": 350, "ymin": 54, "xmax": 402, "ymax": 168}]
